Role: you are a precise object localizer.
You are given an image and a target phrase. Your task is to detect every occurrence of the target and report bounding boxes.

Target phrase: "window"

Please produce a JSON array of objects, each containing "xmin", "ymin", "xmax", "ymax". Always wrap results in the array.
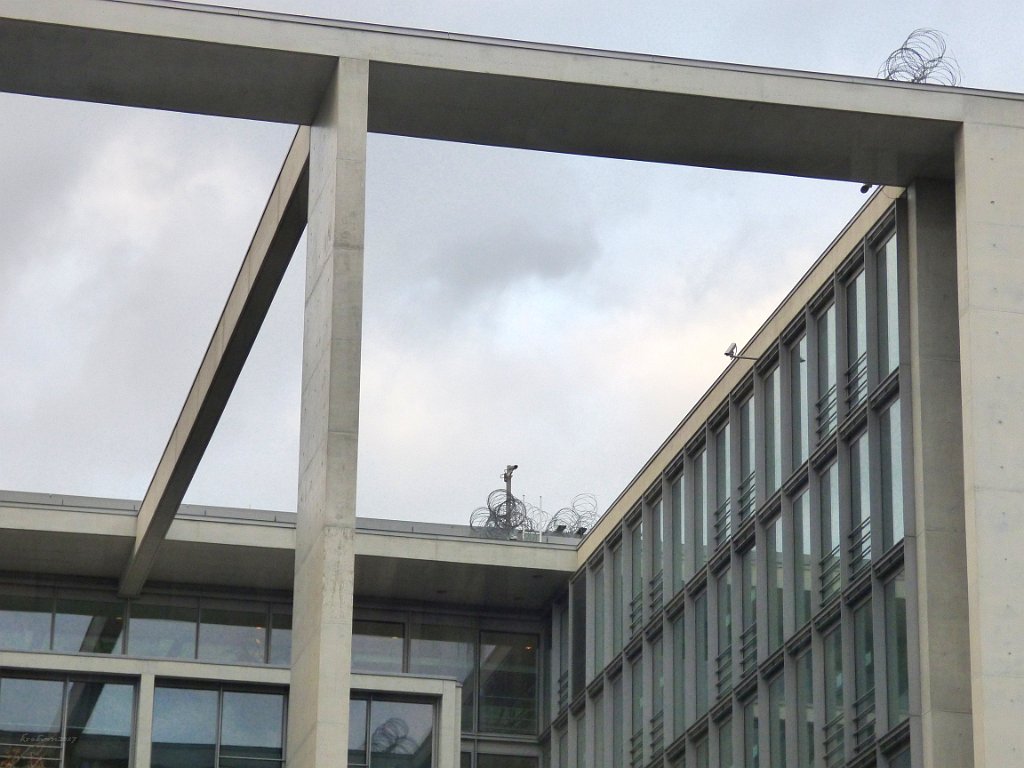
[
  {"xmin": 130, "ymin": 600, "xmax": 197, "ymax": 660},
  {"xmin": 853, "ymin": 601, "xmax": 875, "ymax": 748},
  {"xmin": 885, "ymin": 572, "xmax": 909, "ymax": 727},
  {"xmin": 154, "ymin": 685, "xmax": 285, "ymax": 768},
  {"xmin": 671, "ymin": 473, "xmax": 687, "ymax": 591},
  {"xmin": 693, "ymin": 736, "xmax": 709, "ymax": 768},
  {"xmin": 743, "ymin": 697, "xmax": 759, "ymax": 768},
  {"xmin": 650, "ymin": 497, "xmax": 665, "ymax": 611},
  {"xmin": 694, "ymin": 592, "xmax": 709, "ymax": 718},
  {"xmin": 765, "ymin": 366, "xmax": 782, "ymax": 495},
  {"xmin": 694, "ymin": 450, "xmax": 708, "ymax": 569},
  {"xmin": 575, "ymin": 712, "xmax": 586, "ymax": 768},
  {"xmin": 592, "ymin": 565, "xmax": 605, "ymax": 675},
  {"xmin": 672, "ymin": 612, "xmax": 686, "ymax": 738},
  {"xmin": 766, "ymin": 517, "xmax": 784, "ymax": 652},
  {"xmin": 791, "ymin": 335, "xmax": 809, "ymax": 466},
  {"xmin": 880, "ymin": 398, "xmax": 905, "ymax": 551},
  {"xmin": 739, "ymin": 396, "xmax": 756, "ymax": 519},
  {"xmin": 0, "ymin": 676, "xmax": 134, "ymax": 768},
  {"xmin": 651, "ymin": 635, "xmax": 664, "ymax": 756},
  {"xmin": 629, "ymin": 655, "xmax": 643, "ymax": 768},
  {"xmin": 846, "ymin": 268, "xmax": 868, "ymax": 407},
  {"xmin": 796, "ymin": 649, "xmax": 814, "ymax": 768},
  {"xmin": 571, "ymin": 581, "xmax": 586, "ymax": 700},
  {"xmin": 409, "ymin": 623, "xmax": 476, "ymax": 731},
  {"xmin": 630, "ymin": 521, "xmax": 644, "ymax": 636},
  {"xmin": 592, "ymin": 692, "xmax": 605, "ymax": 767},
  {"xmin": 612, "ymin": 675, "xmax": 624, "ymax": 766},
  {"xmin": 850, "ymin": 432, "xmax": 871, "ymax": 574},
  {"xmin": 478, "ymin": 757, "xmax": 537, "ymax": 768},
  {"xmin": 353, "ymin": 620, "xmax": 405, "ymax": 674},
  {"xmin": 816, "ymin": 304, "xmax": 837, "ymax": 438},
  {"xmin": 768, "ymin": 675, "xmax": 785, "ymax": 768},
  {"xmin": 612, "ymin": 545, "xmax": 624, "ymax": 653},
  {"xmin": 716, "ymin": 569, "xmax": 733, "ymax": 697},
  {"xmin": 739, "ymin": 547, "xmax": 757, "ymax": 675},
  {"xmin": 269, "ymin": 609, "xmax": 292, "ymax": 666},
  {"xmin": 877, "ymin": 233, "xmax": 899, "ymax": 377},
  {"xmin": 819, "ymin": 462, "xmax": 841, "ymax": 602},
  {"xmin": 557, "ymin": 603, "xmax": 569, "ymax": 711},
  {"xmin": 479, "ymin": 631, "xmax": 538, "ymax": 735},
  {"xmin": 792, "ymin": 489, "xmax": 812, "ymax": 627},
  {"xmin": 198, "ymin": 603, "xmax": 267, "ymax": 665},
  {"xmin": 823, "ymin": 627, "xmax": 844, "ymax": 767},
  {"xmin": 717, "ymin": 716, "xmax": 733, "ymax": 768},
  {"xmin": 714, "ymin": 424, "xmax": 732, "ymax": 546},
  {"xmin": 348, "ymin": 696, "xmax": 434, "ymax": 768},
  {"xmin": 54, "ymin": 596, "xmax": 125, "ymax": 655},
  {"xmin": 0, "ymin": 591, "xmax": 52, "ymax": 651}
]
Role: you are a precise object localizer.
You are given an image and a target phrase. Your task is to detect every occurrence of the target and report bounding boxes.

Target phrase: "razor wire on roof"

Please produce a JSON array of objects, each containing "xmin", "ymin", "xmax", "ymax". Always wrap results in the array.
[
  {"xmin": 470, "ymin": 490, "xmax": 599, "ymax": 538},
  {"xmin": 878, "ymin": 28, "xmax": 962, "ymax": 86}
]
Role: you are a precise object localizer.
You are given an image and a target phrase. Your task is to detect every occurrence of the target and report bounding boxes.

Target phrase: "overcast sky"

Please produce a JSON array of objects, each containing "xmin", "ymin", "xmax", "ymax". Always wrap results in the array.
[{"xmin": 1, "ymin": 0, "xmax": 1022, "ymax": 525}]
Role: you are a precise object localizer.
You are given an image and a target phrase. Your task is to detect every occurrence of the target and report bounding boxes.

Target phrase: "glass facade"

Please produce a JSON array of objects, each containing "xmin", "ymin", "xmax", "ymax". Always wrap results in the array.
[{"xmin": 348, "ymin": 696, "xmax": 433, "ymax": 768}]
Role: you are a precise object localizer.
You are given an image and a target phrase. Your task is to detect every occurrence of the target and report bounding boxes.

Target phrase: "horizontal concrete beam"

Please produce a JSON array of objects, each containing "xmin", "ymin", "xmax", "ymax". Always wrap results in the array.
[{"xmin": 118, "ymin": 126, "xmax": 310, "ymax": 597}]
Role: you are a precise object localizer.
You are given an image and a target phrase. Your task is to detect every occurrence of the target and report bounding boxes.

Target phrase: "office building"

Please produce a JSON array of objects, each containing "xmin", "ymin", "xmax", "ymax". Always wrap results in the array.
[{"xmin": 1, "ymin": 2, "xmax": 1022, "ymax": 767}]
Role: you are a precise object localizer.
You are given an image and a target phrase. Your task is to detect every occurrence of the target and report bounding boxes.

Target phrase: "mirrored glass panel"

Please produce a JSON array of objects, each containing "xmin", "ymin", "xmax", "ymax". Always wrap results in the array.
[
  {"xmin": 221, "ymin": 691, "xmax": 284, "ymax": 764},
  {"xmin": 64, "ymin": 681, "xmax": 133, "ymax": 768},
  {"xmin": 199, "ymin": 606, "xmax": 267, "ymax": 665},
  {"xmin": 352, "ymin": 621, "xmax": 405, "ymax": 674},
  {"xmin": 765, "ymin": 366, "xmax": 782, "ymax": 495},
  {"xmin": 269, "ymin": 610, "xmax": 292, "ymax": 666},
  {"xmin": 409, "ymin": 624, "xmax": 475, "ymax": 731},
  {"xmin": 881, "ymin": 398, "xmax": 905, "ymax": 551},
  {"xmin": 0, "ymin": 593, "xmax": 52, "ymax": 652},
  {"xmin": 369, "ymin": 699, "xmax": 433, "ymax": 768},
  {"xmin": 877, "ymin": 234, "xmax": 899, "ymax": 377},
  {"xmin": 54, "ymin": 598, "xmax": 125, "ymax": 655},
  {"xmin": 0, "ymin": 677, "xmax": 63, "ymax": 766},
  {"xmin": 886, "ymin": 572, "xmax": 909, "ymax": 727},
  {"xmin": 479, "ymin": 632, "xmax": 537, "ymax": 735},
  {"xmin": 130, "ymin": 602, "xmax": 197, "ymax": 660},
  {"xmin": 791, "ymin": 335, "xmax": 809, "ymax": 466},
  {"xmin": 152, "ymin": 686, "xmax": 218, "ymax": 768}
]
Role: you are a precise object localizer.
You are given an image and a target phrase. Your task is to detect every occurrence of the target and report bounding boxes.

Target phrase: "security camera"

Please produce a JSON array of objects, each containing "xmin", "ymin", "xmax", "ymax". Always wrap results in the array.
[{"xmin": 724, "ymin": 343, "xmax": 738, "ymax": 357}]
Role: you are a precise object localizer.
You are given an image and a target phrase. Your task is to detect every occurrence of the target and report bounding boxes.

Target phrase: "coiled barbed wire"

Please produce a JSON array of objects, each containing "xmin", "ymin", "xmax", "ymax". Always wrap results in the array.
[
  {"xmin": 470, "ymin": 491, "xmax": 599, "ymax": 538},
  {"xmin": 878, "ymin": 29, "xmax": 961, "ymax": 86}
]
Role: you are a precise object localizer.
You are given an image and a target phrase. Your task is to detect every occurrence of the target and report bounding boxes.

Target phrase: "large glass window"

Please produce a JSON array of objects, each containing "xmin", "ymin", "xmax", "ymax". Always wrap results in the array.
[
  {"xmin": 768, "ymin": 675, "xmax": 785, "ymax": 768},
  {"xmin": 791, "ymin": 335, "xmax": 809, "ymax": 466},
  {"xmin": 153, "ymin": 685, "xmax": 284, "ymax": 768},
  {"xmin": 743, "ymin": 697, "xmax": 758, "ymax": 768},
  {"xmin": 765, "ymin": 366, "xmax": 782, "ymax": 495},
  {"xmin": 672, "ymin": 612, "xmax": 686, "ymax": 738},
  {"xmin": 671, "ymin": 473, "xmax": 686, "ymax": 591},
  {"xmin": 819, "ymin": 462, "xmax": 841, "ymax": 602},
  {"xmin": 823, "ymin": 627, "xmax": 844, "ymax": 768},
  {"xmin": 739, "ymin": 396, "xmax": 756, "ymax": 520},
  {"xmin": 479, "ymin": 632, "xmax": 537, "ymax": 735},
  {"xmin": 886, "ymin": 572, "xmax": 909, "ymax": 728},
  {"xmin": 592, "ymin": 692, "xmax": 605, "ymax": 767},
  {"xmin": 129, "ymin": 600, "xmax": 197, "ymax": 660},
  {"xmin": 611, "ymin": 675, "xmax": 623, "ymax": 766},
  {"xmin": 739, "ymin": 547, "xmax": 757, "ymax": 676},
  {"xmin": 694, "ymin": 592, "xmax": 709, "ymax": 718},
  {"xmin": 0, "ymin": 675, "xmax": 134, "ymax": 768},
  {"xmin": 793, "ymin": 489, "xmax": 812, "ymax": 627},
  {"xmin": 409, "ymin": 624, "xmax": 476, "ymax": 731},
  {"xmin": 269, "ymin": 610, "xmax": 291, "ymax": 666},
  {"xmin": 877, "ymin": 233, "xmax": 900, "ymax": 377},
  {"xmin": 714, "ymin": 424, "xmax": 731, "ymax": 546},
  {"xmin": 715, "ymin": 569, "xmax": 732, "ymax": 697},
  {"xmin": 853, "ymin": 601, "xmax": 875, "ymax": 748},
  {"xmin": 592, "ymin": 565, "xmax": 605, "ymax": 675},
  {"xmin": 651, "ymin": 636, "xmax": 664, "ymax": 756},
  {"xmin": 348, "ymin": 696, "xmax": 433, "ymax": 768},
  {"xmin": 0, "ymin": 592, "xmax": 52, "ymax": 652},
  {"xmin": 198, "ymin": 604, "xmax": 267, "ymax": 665},
  {"xmin": 629, "ymin": 655, "xmax": 643, "ymax": 768},
  {"xmin": 816, "ymin": 304, "xmax": 837, "ymax": 438},
  {"xmin": 694, "ymin": 450, "xmax": 708, "ymax": 569},
  {"xmin": 717, "ymin": 716, "xmax": 733, "ymax": 768},
  {"xmin": 881, "ymin": 398, "xmax": 905, "ymax": 551},
  {"xmin": 796, "ymin": 649, "xmax": 814, "ymax": 768},
  {"xmin": 612, "ymin": 545, "xmax": 624, "ymax": 654},
  {"xmin": 54, "ymin": 597, "xmax": 125, "ymax": 655},
  {"xmin": 651, "ymin": 498, "xmax": 664, "ymax": 585},
  {"xmin": 766, "ymin": 517, "xmax": 784, "ymax": 653},
  {"xmin": 353, "ymin": 620, "xmax": 405, "ymax": 674},
  {"xmin": 846, "ymin": 268, "xmax": 868, "ymax": 407},
  {"xmin": 630, "ymin": 521, "xmax": 644, "ymax": 636},
  {"xmin": 575, "ymin": 713, "xmax": 585, "ymax": 768},
  {"xmin": 850, "ymin": 432, "xmax": 871, "ymax": 574}
]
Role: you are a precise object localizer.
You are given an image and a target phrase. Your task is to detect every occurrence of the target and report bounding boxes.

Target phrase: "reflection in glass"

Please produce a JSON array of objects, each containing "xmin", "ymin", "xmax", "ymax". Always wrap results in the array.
[
  {"xmin": 592, "ymin": 692, "xmax": 604, "ymax": 767},
  {"xmin": 352, "ymin": 621, "xmax": 405, "ymax": 674},
  {"xmin": 816, "ymin": 304, "xmax": 837, "ymax": 437},
  {"xmin": 349, "ymin": 699, "xmax": 369, "ymax": 766},
  {"xmin": 881, "ymin": 399, "xmax": 905, "ymax": 551},
  {"xmin": 672, "ymin": 613, "xmax": 685, "ymax": 737},
  {"xmin": 54, "ymin": 598, "xmax": 124, "ymax": 655},
  {"xmin": 629, "ymin": 655, "xmax": 643, "ymax": 767},
  {"xmin": 878, "ymin": 234, "xmax": 900, "ymax": 377},
  {"xmin": 768, "ymin": 675, "xmax": 785, "ymax": 768},
  {"xmin": 743, "ymin": 698, "xmax": 757, "ymax": 768},
  {"xmin": 853, "ymin": 601, "xmax": 875, "ymax": 747},
  {"xmin": 717, "ymin": 716, "xmax": 733, "ymax": 768},
  {"xmin": 796, "ymin": 650, "xmax": 813, "ymax": 768},
  {"xmin": 739, "ymin": 548, "xmax": 757, "ymax": 676},
  {"xmin": 886, "ymin": 572, "xmax": 909, "ymax": 727},
  {"xmin": 199, "ymin": 606, "xmax": 266, "ymax": 665},
  {"xmin": 0, "ymin": 593, "xmax": 52, "ymax": 652},
  {"xmin": 629, "ymin": 522, "xmax": 644, "ymax": 636},
  {"xmin": 611, "ymin": 675, "xmax": 623, "ymax": 766},
  {"xmin": 592, "ymin": 566, "xmax": 605, "ymax": 674},
  {"xmin": 369, "ymin": 699, "xmax": 433, "ymax": 768},
  {"xmin": 739, "ymin": 397, "xmax": 756, "ymax": 519},
  {"xmin": 846, "ymin": 269, "xmax": 867, "ymax": 406},
  {"xmin": 714, "ymin": 424, "xmax": 731, "ymax": 545},
  {"xmin": 409, "ymin": 624, "xmax": 475, "ymax": 732},
  {"xmin": 479, "ymin": 632, "xmax": 537, "ymax": 735},
  {"xmin": 152, "ymin": 686, "xmax": 218, "ymax": 768},
  {"xmin": 694, "ymin": 593, "xmax": 708, "ymax": 717},
  {"xmin": 793, "ymin": 490, "xmax": 811, "ymax": 627},
  {"xmin": 765, "ymin": 367, "xmax": 782, "ymax": 495},
  {"xmin": 850, "ymin": 433, "xmax": 871, "ymax": 573},
  {"xmin": 791, "ymin": 335, "xmax": 809, "ymax": 465},
  {"xmin": 820, "ymin": 463, "xmax": 841, "ymax": 602},
  {"xmin": 823, "ymin": 628, "xmax": 844, "ymax": 767},
  {"xmin": 130, "ymin": 602, "xmax": 197, "ymax": 660},
  {"xmin": 269, "ymin": 610, "xmax": 292, "ymax": 666},
  {"xmin": 0, "ymin": 677, "xmax": 63, "ymax": 766},
  {"xmin": 694, "ymin": 450, "xmax": 708, "ymax": 568},
  {"xmin": 65, "ymin": 682, "xmax": 133, "ymax": 768},
  {"xmin": 716, "ymin": 569, "xmax": 732, "ymax": 696},
  {"xmin": 221, "ymin": 691, "xmax": 284, "ymax": 763},
  {"xmin": 611, "ymin": 546, "xmax": 623, "ymax": 654},
  {"xmin": 766, "ymin": 517, "xmax": 783, "ymax": 652},
  {"xmin": 671, "ymin": 474, "xmax": 686, "ymax": 590}
]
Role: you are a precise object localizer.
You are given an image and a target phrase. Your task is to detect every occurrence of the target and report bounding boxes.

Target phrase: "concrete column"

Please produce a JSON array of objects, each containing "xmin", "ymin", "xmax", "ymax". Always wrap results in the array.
[
  {"xmin": 134, "ymin": 673, "xmax": 155, "ymax": 768},
  {"xmin": 287, "ymin": 58, "xmax": 369, "ymax": 768},
  {"xmin": 954, "ymin": 121, "xmax": 1024, "ymax": 768},
  {"xmin": 905, "ymin": 179, "xmax": 972, "ymax": 767}
]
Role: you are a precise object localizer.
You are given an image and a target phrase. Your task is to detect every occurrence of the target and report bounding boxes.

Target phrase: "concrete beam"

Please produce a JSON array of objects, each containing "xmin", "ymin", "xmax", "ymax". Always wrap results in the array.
[{"xmin": 118, "ymin": 126, "xmax": 310, "ymax": 597}]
